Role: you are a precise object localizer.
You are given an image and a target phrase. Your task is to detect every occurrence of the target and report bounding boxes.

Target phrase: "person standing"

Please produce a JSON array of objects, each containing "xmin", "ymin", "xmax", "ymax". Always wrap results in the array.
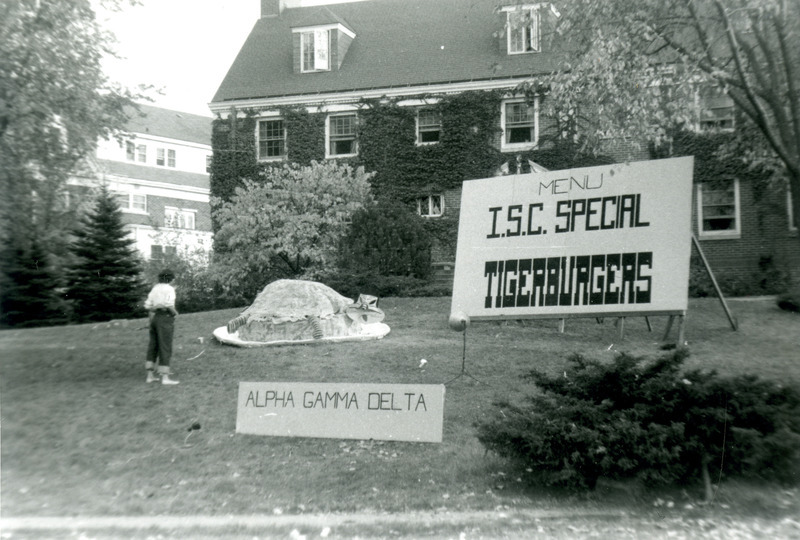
[{"xmin": 144, "ymin": 269, "xmax": 180, "ymax": 385}]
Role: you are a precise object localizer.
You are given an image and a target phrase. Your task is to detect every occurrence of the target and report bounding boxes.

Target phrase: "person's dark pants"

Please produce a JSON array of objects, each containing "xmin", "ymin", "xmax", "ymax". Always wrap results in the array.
[{"xmin": 146, "ymin": 311, "xmax": 174, "ymax": 375}]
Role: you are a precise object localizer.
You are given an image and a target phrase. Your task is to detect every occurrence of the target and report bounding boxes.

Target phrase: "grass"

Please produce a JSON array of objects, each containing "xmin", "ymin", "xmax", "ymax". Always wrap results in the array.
[{"xmin": 1, "ymin": 296, "xmax": 799, "ymax": 537}]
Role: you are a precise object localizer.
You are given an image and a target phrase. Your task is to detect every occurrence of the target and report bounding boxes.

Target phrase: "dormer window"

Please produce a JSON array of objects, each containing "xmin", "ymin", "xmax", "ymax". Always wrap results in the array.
[
  {"xmin": 505, "ymin": 6, "xmax": 541, "ymax": 54},
  {"xmin": 293, "ymin": 23, "xmax": 355, "ymax": 74},
  {"xmin": 301, "ymin": 29, "xmax": 330, "ymax": 72}
]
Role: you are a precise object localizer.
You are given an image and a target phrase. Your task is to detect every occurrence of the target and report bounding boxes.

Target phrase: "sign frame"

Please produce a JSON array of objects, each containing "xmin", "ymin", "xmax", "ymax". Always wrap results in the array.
[
  {"xmin": 236, "ymin": 381, "xmax": 445, "ymax": 443},
  {"xmin": 450, "ymin": 157, "xmax": 694, "ymax": 322}
]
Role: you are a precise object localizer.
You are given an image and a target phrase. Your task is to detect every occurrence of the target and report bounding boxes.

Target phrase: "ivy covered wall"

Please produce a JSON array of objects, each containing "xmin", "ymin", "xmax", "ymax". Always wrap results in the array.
[{"xmin": 210, "ymin": 90, "xmax": 616, "ymax": 261}]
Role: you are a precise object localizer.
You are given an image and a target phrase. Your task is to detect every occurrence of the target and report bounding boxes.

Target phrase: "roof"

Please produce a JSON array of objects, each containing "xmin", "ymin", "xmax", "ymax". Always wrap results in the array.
[
  {"xmin": 124, "ymin": 104, "xmax": 212, "ymax": 146},
  {"xmin": 212, "ymin": 0, "xmax": 563, "ymax": 104},
  {"xmin": 98, "ymin": 159, "xmax": 209, "ymax": 191}
]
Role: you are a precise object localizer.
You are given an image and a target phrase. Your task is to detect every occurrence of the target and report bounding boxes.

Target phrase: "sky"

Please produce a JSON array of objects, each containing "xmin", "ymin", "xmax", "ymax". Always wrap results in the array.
[{"xmin": 99, "ymin": 0, "xmax": 371, "ymax": 118}]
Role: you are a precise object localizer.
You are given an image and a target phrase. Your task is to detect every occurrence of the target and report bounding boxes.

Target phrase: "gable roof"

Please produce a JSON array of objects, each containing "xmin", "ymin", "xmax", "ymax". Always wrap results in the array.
[
  {"xmin": 212, "ymin": 0, "xmax": 562, "ymax": 104},
  {"xmin": 125, "ymin": 104, "xmax": 212, "ymax": 146},
  {"xmin": 292, "ymin": 6, "xmax": 354, "ymax": 31}
]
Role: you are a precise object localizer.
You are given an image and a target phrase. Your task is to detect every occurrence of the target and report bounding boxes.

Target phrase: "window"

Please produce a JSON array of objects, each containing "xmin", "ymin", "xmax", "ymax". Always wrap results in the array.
[
  {"xmin": 125, "ymin": 141, "xmax": 146, "ymax": 163},
  {"xmin": 506, "ymin": 6, "xmax": 541, "ymax": 54},
  {"xmin": 417, "ymin": 109, "xmax": 442, "ymax": 145},
  {"xmin": 206, "ymin": 155, "xmax": 212, "ymax": 173},
  {"xmin": 164, "ymin": 207, "xmax": 196, "ymax": 230},
  {"xmin": 698, "ymin": 89, "xmax": 734, "ymax": 131},
  {"xmin": 150, "ymin": 244, "xmax": 177, "ymax": 261},
  {"xmin": 327, "ymin": 113, "xmax": 358, "ymax": 157},
  {"xmin": 502, "ymin": 100, "xmax": 537, "ymax": 150},
  {"xmin": 417, "ymin": 194, "xmax": 444, "ymax": 218},
  {"xmin": 257, "ymin": 119, "xmax": 286, "ymax": 160},
  {"xmin": 788, "ymin": 187, "xmax": 797, "ymax": 233},
  {"xmin": 156, "ymin": 148, "xmax": 176, "ymax": 167},
  {"xmin": 697, "ymin": 179, "xmax": 740, "ymax": 237},
  {"xmin": 301, "ymin": 29, "xmax": 330, "ymax": 72},
  {"xmin": 113, "ymin": 191, "xmax": 147, "ymax": 213}
]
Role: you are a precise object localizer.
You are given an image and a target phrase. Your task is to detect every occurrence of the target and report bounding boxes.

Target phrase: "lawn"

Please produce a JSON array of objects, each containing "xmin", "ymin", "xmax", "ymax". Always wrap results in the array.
[{"xmin": 1, "ymin": 296, "xmax": 799, "ymax": 537}]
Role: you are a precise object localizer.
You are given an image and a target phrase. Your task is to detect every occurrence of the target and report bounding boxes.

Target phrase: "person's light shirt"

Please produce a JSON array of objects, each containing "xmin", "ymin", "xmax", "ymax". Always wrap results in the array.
[{"xmin": 144, "ymin": 283, "xmax": 176, "ymax": 310}]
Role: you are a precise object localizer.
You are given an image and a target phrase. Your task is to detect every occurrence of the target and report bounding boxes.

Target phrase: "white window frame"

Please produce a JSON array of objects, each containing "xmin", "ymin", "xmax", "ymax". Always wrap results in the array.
[
  {"xmin": 501, "ymin": 98, "xmax": 539, "ymax": 152},
  {"xmin": 300, "ymin": 29, "xmax": 330, "ymax": 72},
  {"xmin": 504, "ymin": 6, "xmax": 541, "ymax": 54},
  {"xmin": 257, "ymin": 118, "xmax": 287, "ymax": 161},
  {"xmin": 697, "ymin": 179, "xmax": 741, "ymax": 238},
  {"xmin": 125, "ymin": 141, "xmax": 146, "ymax": 163},
  {"xmin": 696, "ymin": 88, "xmax": 735, "ymax": 132},
  {"xmin": 164, "ymin": 207, "xmax": 197, "ymax": 230},
  {"xmin": 156, "ymin": 148, "xmax": 177, "ymax": 168},
  {"xmin": 326, "ymin": 113, "xmax": 358, "ymax": 158},
  {"xmin": 150, "ymin": 244, "xmax": 177, "ymax": 261},
  {"xmin": 416, "ymin": 108, "xmax": 442, "ymax": 145},
  {"xmin": 417, "ymin": 194, "xmax": 444, "ymax": 218},
  {"xmin": 113, "ymin": 191, "xmax": 148, "ymax": 214}
]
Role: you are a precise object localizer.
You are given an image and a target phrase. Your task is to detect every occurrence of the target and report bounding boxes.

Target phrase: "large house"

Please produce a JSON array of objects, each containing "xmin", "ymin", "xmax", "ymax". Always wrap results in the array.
[
  {"xmin": 209, "ymin": 0, "xmax": 798, "ymax": 290},
  {"xmin": 71, "ymin": 104, "xmax": 214, "ymax": 261}
]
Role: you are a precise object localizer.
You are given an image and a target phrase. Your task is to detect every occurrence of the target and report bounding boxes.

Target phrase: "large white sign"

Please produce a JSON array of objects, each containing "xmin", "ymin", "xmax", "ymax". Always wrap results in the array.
[
  {"xmin": 236, "ymin": 382, "xmax": 445, "ymax": 443},
  {"xmin": 451, "ymin": 157, "xmax": 694, "ymax": 320}
]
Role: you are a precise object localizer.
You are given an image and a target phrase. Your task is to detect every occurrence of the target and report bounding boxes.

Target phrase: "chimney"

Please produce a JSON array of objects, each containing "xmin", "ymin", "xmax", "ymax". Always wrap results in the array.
[{"xmin": 261, "ymin": 0, "xmax": 303, "ymax": 18}]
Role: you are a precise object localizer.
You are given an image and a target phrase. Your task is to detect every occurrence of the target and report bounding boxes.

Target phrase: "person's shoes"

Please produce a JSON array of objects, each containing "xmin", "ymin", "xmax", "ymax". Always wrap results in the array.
[
  {"xmin": 146, "ymin": 371, "xmax": 160, "ymax": 383},
  {"xmin": 161, "ymin": 374, "xmax": 180, "ymax": 385}
]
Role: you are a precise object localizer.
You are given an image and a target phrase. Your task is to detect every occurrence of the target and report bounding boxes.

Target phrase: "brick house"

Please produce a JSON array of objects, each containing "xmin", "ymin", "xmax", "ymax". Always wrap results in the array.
[
  {"xmin": 70, "ymin": 104, "xmax": 214, "ymax": 261},
  {"xmin": 209, "ymin": 0, "xmax": 798, "ymax": 291}
]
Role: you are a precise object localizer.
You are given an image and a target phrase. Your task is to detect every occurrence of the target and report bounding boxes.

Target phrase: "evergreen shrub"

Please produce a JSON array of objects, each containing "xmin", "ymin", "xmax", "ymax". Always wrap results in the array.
[
  {"xmin": 777, "ymin": 285, "xmax": 800, "ymax": 312},
  {"xmin": 0, "ymin": 239, "xmax": 69, "ymax": 328},
  {"xmin": 142, "ymin": 248, "xmax": 242, "ymax": 314},
  {"xmin": 65, "ymin": 187, "xmax": 146, "ymax": 322},
  {"xmin": 339, "ymin": 200, "xmax": 432, "ymax": 280},
  {"xmin": 476, "ymin": 350, "xmax": 800, "ymax": 493}
]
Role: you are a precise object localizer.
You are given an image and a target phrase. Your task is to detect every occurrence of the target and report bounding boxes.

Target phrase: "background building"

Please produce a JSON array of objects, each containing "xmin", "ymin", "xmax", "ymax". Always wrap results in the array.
[
  {"xmin": 209, "ymin": 0, "xmax": 798, "ymax": 291},
  {"xmin": 71, "ymin": 104, "xmax": 214, "ymax": 261}
]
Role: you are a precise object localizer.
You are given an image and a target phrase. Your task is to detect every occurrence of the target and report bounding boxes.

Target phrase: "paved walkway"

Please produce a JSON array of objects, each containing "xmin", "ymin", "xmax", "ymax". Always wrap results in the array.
[{"xmin": 1, "ymin": 509, "xmax": 623, "ymax": 531}]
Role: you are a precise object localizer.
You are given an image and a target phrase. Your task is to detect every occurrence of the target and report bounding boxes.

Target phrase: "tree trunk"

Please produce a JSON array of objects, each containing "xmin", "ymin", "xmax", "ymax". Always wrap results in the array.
[
  {"xmin": 789, "ymin": 169, "xmax": 800, "ymax": 240},
  {"xmin": 701, "ymin": 453, "xmax": 714, "ymax": 503}
]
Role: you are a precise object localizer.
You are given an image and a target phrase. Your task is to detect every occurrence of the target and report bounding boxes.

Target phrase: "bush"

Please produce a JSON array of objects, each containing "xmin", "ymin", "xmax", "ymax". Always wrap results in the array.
[
  {"xmin": 777, "ymin": 285, "xmax": 800, "ymax": 312},
  {"xmin": 339, "ymin": 200, "xmax": 432, "ymax": 280},
  {"xmin": 476, "ymin": 350, "xmax": 800, "ymax": 494},
  {"xmin": 321, "ymin": 271, "xmax": 449, "ymax": 299},
  {"xmin": 142, "ymin": 247, "xmax": 243, "ymax": 314},
  {"xmin": 689, "ymin": 255, "xmax": 792, "ymax": 298}
]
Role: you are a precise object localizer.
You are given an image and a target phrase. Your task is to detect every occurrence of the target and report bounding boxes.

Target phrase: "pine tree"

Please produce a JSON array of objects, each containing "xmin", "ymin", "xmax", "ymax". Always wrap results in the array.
[
  {"xmin": 0, "ymin": 238, "xmax": 68, "ymax": 328},
  {"xmin": 65, "ymin": 187, "xmax": 145, "ymax": 322}
]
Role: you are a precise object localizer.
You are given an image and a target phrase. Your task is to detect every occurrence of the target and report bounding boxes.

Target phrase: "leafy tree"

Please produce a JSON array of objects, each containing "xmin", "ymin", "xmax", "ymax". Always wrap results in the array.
[
  {"xmin": 0, "ymin": 0, "xmax": 138, "ymax": 266},
  {"xmin": 65, "ymin": 186, "xmax": 145, "ymax": 322},
  {"xmin": 212, "ymin": 160, "xmax": 374, "ymax": 300},
  {"xmin": 0, "ymin": 238, "xmax": 68, "ymax": 327},
  {"xmin": 535, "ymin": 0, "xmax": 800, "ymax": 232}
]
